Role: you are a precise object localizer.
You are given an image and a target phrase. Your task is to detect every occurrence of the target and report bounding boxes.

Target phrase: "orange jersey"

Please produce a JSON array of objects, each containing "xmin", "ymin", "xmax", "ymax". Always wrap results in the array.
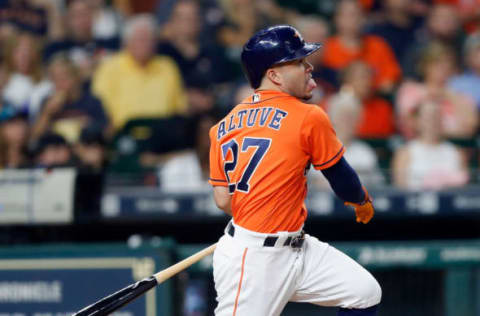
[{"xmin": 209, "ymin": 90, "xmax": 344, "ymax": 233}]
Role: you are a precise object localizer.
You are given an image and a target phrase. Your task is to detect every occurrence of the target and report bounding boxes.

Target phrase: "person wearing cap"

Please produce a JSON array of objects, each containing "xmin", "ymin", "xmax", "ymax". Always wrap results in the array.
[
  {"xmin": 209, "ymin": 25, "xmax": 380, "ymax": 316},
  {"xmin": 32, "ymin": 133, "xmax": 74, "ymax": 168},
  {"xmin": 0, "ymin": 105, "xmax": 30, "ymax": 169},
  {"xmin": 74, "ymin": 125, "xmax": 107, "ymax": 172}
]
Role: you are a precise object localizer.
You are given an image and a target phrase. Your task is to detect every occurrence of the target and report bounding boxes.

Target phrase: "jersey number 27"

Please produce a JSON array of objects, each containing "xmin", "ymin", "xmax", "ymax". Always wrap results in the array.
[{"xmin": 221, "ymin": 137, "xmax": 271, "ymax": 194}]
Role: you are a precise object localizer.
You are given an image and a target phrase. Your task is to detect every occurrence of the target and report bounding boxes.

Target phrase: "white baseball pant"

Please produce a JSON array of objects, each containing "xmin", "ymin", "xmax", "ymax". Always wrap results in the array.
[{"xmin": 213, "ymin": 222, "xmax": 381, "ymax": 316}]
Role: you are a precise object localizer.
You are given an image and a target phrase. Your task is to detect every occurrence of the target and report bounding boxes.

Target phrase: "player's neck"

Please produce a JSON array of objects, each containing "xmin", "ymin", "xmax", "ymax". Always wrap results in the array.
[{"xmin": 256, "ymin": 81, "xmax": 287, "ymax": 94}]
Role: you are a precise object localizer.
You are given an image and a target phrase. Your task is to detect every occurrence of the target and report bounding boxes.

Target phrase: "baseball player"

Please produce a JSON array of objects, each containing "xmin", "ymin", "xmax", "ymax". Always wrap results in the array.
[{"xmin": 209, "ymin": 25, "xmax": 381, "ymax": 316}]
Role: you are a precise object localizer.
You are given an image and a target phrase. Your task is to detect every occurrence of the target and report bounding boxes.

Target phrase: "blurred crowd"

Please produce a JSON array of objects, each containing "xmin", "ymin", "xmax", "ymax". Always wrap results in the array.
[{"xmin": 0, "ymin": 0, "xmax": 479, "ymax": 192}]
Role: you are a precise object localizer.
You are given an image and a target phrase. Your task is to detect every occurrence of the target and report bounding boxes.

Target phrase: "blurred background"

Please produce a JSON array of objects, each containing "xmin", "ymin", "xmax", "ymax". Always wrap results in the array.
[{"xmin": 0, "ymin": 0, "xmax": 479, "ymax": 315}]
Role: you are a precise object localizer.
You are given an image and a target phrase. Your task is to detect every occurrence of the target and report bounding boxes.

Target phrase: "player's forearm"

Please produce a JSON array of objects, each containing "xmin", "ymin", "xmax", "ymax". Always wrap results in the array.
[
  {"xmin": 213, "ymin": 186, "xmax": 233, "ymax": 216},
  {"xmin": 320, "ymin": 157, "xmax": 366, "ymax": 203},
  {"xmin": 216, "ymin": 202, "xmax": 232, "ymax": 216},
  {"xmin": 219, "ymin": 204, "xmax": 232, "ymax": 216}
]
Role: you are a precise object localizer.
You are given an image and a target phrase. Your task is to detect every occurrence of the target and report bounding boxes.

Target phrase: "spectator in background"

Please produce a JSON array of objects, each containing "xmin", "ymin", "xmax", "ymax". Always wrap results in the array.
[
  {"xmin": 321, "ymin": 0, "xmax": 401, "ymax": 94},
  {"xmin": 90, "ymin": 0, "xmax": 124, "ymax": 40},
  {"xmin": 326, "ymin": 61, "xmax": 395, "ymax": 138},
  {"xmin": 408, "ymin": 0, "xmax": 434, "ymax": 17},
  {"xmin": 367, "ymin": 0, "xmax": 422, "ymax": 63},
  {"xmin": 211, "ymin": 81, "xmax": 252, "ymax": 114},
  {"xmin": 276, "ymin": 0, "xmax": 336, "ymax": 18},
  {"xmin": 159, "ymin": 113, "xmax": 215, "ymax": 192},
  {"xmin": 0, "ymin": 63, "xmax": 9, "ymax": 92},
  {"xmin": 2, "ymin": 32, "xmax": 50, "ymax": 112},
  {"xmin": 433, "ymin": 0, "xmax": 480, "ymax": 33},
  {"xmin": 0, "ymin": 0, "xmax": 64, "ymax": 40},
  {"xmin": 158, "ymin": 0, "xmax": 232, "ymax": 84},
  {"xmin": 0, "ymin": 105, "xmax": 30, "ymax": 169},
  {"xmin": 185, "ymin": 77, "xmax": 216, "ymax": 116},
  {"xmin": 358, "ymin": 0, "xmax": 383, "ymax": 12},
  {"xmin": 449, "ymin": 32, "xmax": 480, "ymax": 109},
  {"xmin": 32, "ymin": 132, "xmax": 74, "ymax": 168},
  {"xmin": 402, "ymin": 3, "xmax": 463, "ymax": 78},
  {"xmin": 310, "ymin": 92, "xmax": 383, "ymax": 189},
  {"xmin": 293, "ymin": 15, "xmax": 339, "ymax": 98},
  {"xmin": 73, "ymin": 124, "xmax": 107, "ymax": 220},
  {"xmin": 137, "ymin": 75, "xmax": 216, "ymax": 169},
  {"xmin": 215, "ymin": 82, "xmax": 253, "ymax": 113},
  {"xmin": 392, "ymin": 100, "xmax": 468, "ymax": 190},
  {"xmin": 293, "ymin": 15, "xmax": 330, "ymax": 61},
  {"xmin": 396, "ymin": 41, "xmax": 477, "ymax": 139},
  {"xmin": 233, "ymin": 83, "xmax": 254, "ymax": 105},
  {"xmin": 31, "ymin": 55, "xmax": 109, "ymax": 143},
  {"xmin": 217, "ymin": 0, "xmax": 287, "ymax": 57},
  {"xmin": 114, "ymin": 0, "xmax": 158, "ymax": 16},
  {"xmin": 92, "ymin": 14, "xmax": 187, "ymax": 131},
  {"xmin": 74, "ymin": 124, "xmax": 107, "ymax": 172},
  {"xmin": 216, "ymin": 0, "xmax": 257, "ymax": 51},
  {"xmin": 44, "ymin": 0, "xmax": 120, "ymax": 82}
]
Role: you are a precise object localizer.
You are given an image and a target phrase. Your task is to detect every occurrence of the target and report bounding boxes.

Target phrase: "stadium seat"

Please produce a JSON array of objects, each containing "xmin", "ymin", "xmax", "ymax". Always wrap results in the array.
[{"xmin": 108, "ymin": 116, "xmax": 192, "ymax": 174}]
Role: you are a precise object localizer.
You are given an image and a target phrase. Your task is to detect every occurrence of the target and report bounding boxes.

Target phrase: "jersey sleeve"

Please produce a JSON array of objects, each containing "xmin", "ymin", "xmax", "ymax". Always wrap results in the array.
[
  {"xmin": 208, "ymin": 126, "xmax": 228, "ymax": 186},
  {"xmin": 300, "ymin": 106, "xmax": 345, "ymax": 170}
]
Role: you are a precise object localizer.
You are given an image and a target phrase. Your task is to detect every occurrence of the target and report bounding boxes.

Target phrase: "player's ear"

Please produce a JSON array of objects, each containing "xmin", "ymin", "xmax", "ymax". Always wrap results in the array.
[{"xmin": 265, "ymin": 68, "xmax": 283, "ymax": 86}]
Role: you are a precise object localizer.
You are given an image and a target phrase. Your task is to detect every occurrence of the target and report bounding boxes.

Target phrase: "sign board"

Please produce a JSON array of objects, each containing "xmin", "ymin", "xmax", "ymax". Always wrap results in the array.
[
  {"xmin": 0, "ymin": 169, "xmax": 76, "ymax": 224},
  {"xmin": 0, "ymin": 244, "xmax": 173, "ymax": 316},
  {"xmin": 101, "ymin": 187, "xmax": 480, "ymax": 221}
]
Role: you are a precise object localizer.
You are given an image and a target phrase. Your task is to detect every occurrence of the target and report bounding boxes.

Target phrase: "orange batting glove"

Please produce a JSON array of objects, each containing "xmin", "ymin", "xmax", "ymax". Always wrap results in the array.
[{"xmin": 344, "ymin": 187, "xmax": 374, "ymax": 224}]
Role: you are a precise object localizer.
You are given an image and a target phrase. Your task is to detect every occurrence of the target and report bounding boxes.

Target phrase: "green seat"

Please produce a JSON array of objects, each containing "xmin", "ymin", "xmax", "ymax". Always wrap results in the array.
[{"xmin": 108, "ymin": 116, "xmax": 192, "ymax": 174}]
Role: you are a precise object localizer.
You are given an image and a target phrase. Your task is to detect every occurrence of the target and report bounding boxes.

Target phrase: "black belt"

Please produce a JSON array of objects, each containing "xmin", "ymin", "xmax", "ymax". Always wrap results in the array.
[{"xmin": 227, "ymin": 224, "xmax": 305, "ymax": 248}]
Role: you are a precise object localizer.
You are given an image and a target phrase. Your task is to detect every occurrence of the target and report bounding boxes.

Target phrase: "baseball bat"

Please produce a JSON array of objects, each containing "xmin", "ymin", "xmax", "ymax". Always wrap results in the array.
[{"xmin": 72, "ymin": 243, "xmax": 217, "ymax": 316}]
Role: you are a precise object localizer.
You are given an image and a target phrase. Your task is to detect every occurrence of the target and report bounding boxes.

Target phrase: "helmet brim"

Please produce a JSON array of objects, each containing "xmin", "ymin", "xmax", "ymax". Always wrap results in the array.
[
  {"xmin": 301, "ymin": 42, "xmax": 323, "ymax": 57},
  {"xmin": 275, "ymin": 42, "xmax": 322, "ymax": 65}
]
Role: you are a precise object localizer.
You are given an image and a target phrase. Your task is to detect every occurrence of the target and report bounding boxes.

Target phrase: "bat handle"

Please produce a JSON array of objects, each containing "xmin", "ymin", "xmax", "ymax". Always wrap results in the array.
[
  {"xmin": 71, "ymin": 243, "xmax": 217, "ymax": 316},
  {"xmin": 154, "ymin": 243, "xmax": 217, "ymax": 283}
]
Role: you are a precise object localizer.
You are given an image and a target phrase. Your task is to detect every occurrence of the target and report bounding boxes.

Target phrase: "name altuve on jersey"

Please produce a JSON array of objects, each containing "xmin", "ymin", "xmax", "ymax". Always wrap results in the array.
[{"xmin": 217, "ymin": 107, "xmax": 288, "ymax": 140}]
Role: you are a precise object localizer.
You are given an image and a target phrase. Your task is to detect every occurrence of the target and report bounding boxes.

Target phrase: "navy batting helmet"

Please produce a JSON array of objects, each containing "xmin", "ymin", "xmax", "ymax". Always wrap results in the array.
[{"xmin": 241, "ymin": 25, "xmax": 322, "ymax": 89}]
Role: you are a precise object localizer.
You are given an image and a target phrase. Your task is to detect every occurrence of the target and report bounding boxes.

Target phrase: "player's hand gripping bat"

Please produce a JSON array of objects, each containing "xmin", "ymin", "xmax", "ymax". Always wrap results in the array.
[{"xmin": 72, "ymin": 243, "xmax": 217, "ymax": 316}]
